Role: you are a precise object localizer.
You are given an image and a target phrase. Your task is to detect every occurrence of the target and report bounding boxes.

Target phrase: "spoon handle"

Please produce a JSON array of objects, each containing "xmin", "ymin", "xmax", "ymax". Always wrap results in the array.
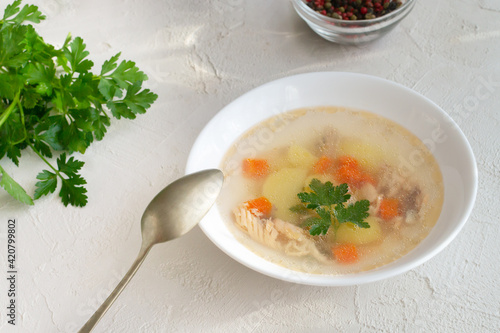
[{"xmin": 78, "ymin": 244, "xmax": 153, "ymax": 333}]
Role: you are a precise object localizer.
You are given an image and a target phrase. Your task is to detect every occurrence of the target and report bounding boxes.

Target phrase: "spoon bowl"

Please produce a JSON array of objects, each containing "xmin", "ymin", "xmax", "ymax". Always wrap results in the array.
[
  {"xmin": 79, "ymin": 169, "xmax": 224, "ymax": 332},
  {"xmin": 141, "ymin": 169, "xmax": 224, "ymax": 244}
]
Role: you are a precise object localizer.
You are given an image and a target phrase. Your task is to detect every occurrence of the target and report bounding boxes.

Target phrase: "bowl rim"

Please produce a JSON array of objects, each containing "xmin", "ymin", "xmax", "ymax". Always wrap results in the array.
[
  {"xmin": 186, "ymin": 71, "xmax": 478, "ymax": 286},
  {"xmin": 292, "ymin": 0, "xmax": 416, "ymax": 25}
]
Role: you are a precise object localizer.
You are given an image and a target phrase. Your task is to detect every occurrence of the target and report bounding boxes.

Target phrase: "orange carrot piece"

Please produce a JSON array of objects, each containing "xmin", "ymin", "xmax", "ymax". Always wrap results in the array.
[
  {"xmin": 333, "ymin": 243, "xmax": 359, "ymax": 264},
  {"xmin": 336, "ymin": 164, "xmax": 362, "ymax": 185},
  {"xmin": 313, "ymin": 156, "xmax": 335, "ymax": 174},
  {"xmin": 338, "ymin": 155, "xmax": 359, "ymax": 169},
  {"xmin": 379, "ymin": 198, "xmax": 400, "ymax": 220},
  {"xmin": 336, "ymin": 156, "xmax": 363, "ymax": 185},
  {"xmin": 245, "ymin": 197, "xmax": 273, "ymax": 217},
  {"xmin": 242, "ymin": 158, "xmax": 269, "ymax": 178},
  {"xmin": 335, "ymin": 155, "xmax": 374, "ymax": 188}
]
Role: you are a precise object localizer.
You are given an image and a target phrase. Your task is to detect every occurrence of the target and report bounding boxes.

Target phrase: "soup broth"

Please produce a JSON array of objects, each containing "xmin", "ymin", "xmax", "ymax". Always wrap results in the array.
[{"xmin": 219, "ymin": 107, "xmax": 444, "ymax": 275}]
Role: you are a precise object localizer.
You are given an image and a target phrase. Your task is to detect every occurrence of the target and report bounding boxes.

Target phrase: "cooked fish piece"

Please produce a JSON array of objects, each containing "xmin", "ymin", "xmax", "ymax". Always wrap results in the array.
[{"xmin": 234, "ymin": 205, "xmax": 328, "ymax": 263}]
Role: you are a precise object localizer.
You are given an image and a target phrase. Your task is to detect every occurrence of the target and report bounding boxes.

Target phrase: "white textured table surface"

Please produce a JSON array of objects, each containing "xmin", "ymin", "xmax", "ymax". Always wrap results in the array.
[{"xmin": 1, "ymin": 0, "xmax": 499, "ymax": 332}]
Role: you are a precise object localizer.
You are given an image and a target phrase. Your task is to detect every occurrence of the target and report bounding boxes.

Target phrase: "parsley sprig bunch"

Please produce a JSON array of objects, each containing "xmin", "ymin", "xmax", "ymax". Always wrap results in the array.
[
  {"xmin": 293, "ymin": 179, "xmax": 370, "ymax": 236},
  {"xmin": 0, "ymin": 1, "xmax": 158, "ymax": 207}
]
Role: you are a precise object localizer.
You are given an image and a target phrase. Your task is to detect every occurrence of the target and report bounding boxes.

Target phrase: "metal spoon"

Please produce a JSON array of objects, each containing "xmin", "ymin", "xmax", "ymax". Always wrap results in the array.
[{"xmin": 78, "ymin": 169, "xmax": 224, "ymax": 332}]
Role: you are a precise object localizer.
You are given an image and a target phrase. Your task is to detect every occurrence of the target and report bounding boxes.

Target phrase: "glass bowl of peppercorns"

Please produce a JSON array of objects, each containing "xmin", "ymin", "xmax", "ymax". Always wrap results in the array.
[{"xmin": 292, "ymin": 0, "xmax": 416, "ymax": 44}]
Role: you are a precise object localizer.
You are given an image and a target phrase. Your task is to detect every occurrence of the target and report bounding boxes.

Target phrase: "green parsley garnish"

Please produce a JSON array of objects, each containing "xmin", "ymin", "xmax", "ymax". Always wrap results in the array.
[
  {"xmin": 293, "ymin": 179, "xmax": 370, "ymax": 236},
  {"xmin": 0, "ymin": 1, "xmax": 158, "ymax": 207}
]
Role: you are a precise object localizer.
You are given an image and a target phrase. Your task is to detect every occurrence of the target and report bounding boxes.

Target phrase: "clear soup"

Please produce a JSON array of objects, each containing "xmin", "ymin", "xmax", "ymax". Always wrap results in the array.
[{"xmin": 219, "ymin": 107, "xmax": 443, "ymax": 275}]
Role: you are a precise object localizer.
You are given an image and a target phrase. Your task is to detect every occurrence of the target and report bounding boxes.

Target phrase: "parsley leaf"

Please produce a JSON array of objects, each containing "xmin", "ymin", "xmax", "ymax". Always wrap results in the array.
[
  {"xmin": 2, "ymin": 0, "xmax": 22, "ymax": 21},
  {"xmin": 57, "ymin": 152, "xmax": 84, "ymax": 174},
  {"xmin": 334, "ymin": 200, "xmax": 370, "ymax": 228},
  {"xmin": 100, "ymin": 52, "xmax": 121, "ymax": 76},
  {"xmin": 60, "ymin": 175, "xmax": 87, "ymax": 207},
  {"xmin": 2, "ymin": 0, "xmax": 45, "ymax": 26},
  {"xmin": 107, "ymin": 82, "xmax": 157, "ymax": 120},
  {"xmin": 34, "ymin": 153, "xmax": 87, "ymax": 206},
  {"xmin": 33, "ymin": 169, "xmax": 57, "ymax": 199},
  {"xmin": 294, "ymin": 178, "xmax": 370, "ymax": 237},
  {"xmin": 298, "ymin": 179, "xmax": 350, "ymax": 209},
  {"xmin": 307, "ymin": 207, "xmax": 332, "ymax": 236},
  {"xmin": 24, "ymin": 62, "xmax": 56, "ymax": 96},
  {"xmin": 64, "ymin": 37, "xmax": 93, "ymax": 74},
  {"xmin": 35, "ymin": 120, "xmax": 64, "ymax": 151},
  {"xmin": 108, "ymin": 59, "xmax": 148, "ymax": 89},
  {"xmin": 0, "ymin": 164, "xmax": 34, "ymax": 205}
]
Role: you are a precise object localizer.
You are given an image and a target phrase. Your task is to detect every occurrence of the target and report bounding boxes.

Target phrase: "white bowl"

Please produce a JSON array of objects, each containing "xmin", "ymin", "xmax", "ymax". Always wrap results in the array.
[{"xmin": 186, "ymin": 72, "xmax": 477, "ymax": 286}]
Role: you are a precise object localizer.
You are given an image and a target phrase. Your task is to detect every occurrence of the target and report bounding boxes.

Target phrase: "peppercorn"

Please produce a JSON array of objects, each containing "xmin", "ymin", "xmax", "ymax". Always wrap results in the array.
[{"xmin": 305, "ymin": 0, "xmax": 403, "ymax": 20}]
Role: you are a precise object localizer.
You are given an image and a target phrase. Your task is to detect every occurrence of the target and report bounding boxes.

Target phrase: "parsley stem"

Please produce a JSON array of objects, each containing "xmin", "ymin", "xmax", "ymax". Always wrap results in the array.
[
  {"xmin": 17, "ymin": 98, "xmax": 25, "ymax": 127},
  {"xmin": 0, "ymin": 91, "xmax": 20, "ymax": 129},
  {"xmin": 11, "ymin": 99, "xmax": 27, "ymax": 145},
  {"xmin": 28, "ymin": 142, "xmax": 59, "ymax": 176},
  {"xmin": 101, "ymin": 108, "xmax": 110, "ymax": 120}
]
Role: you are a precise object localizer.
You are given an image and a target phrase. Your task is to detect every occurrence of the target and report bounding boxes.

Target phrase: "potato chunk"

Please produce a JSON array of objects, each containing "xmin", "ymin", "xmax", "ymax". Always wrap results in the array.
[
  {"xmin": 339, "ymin": 139, "xmax": 390, "ymax": 171},
  {"xmin": 263, "ymin": 168, "xmax": 308, "ymax": 221},
  {"xmin": 287, "ymin": 145, "xmax": 316, "ymax": 169},
  {"xmin": 334, "ymin": 216, "xmax": 382, "ymax": 245}
]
